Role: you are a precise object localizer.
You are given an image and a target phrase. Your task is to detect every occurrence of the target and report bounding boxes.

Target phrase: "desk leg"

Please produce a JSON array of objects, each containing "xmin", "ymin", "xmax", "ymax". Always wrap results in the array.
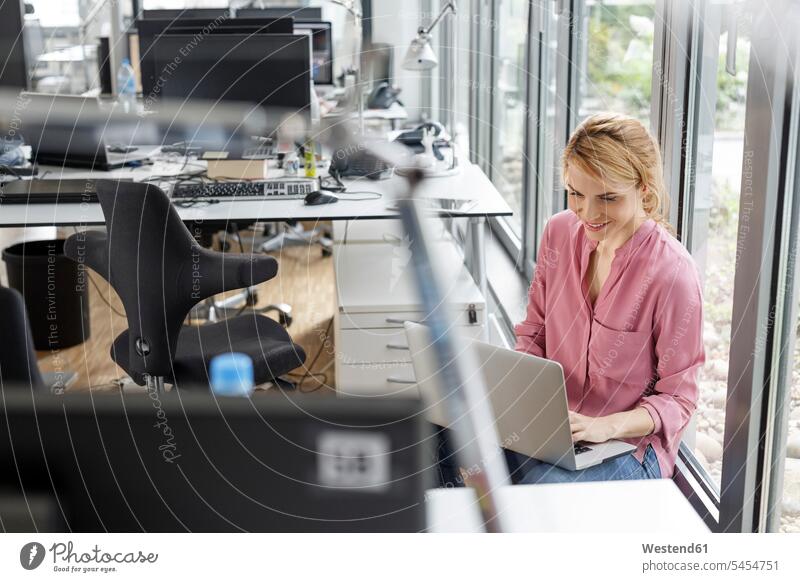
[
  {"xmin": 466, "ymin": 217, "xmax": 487, "ymax": 297},
  {"xmin": 466, "ymin": 217, "xmax": 489, "ymax": 341}
]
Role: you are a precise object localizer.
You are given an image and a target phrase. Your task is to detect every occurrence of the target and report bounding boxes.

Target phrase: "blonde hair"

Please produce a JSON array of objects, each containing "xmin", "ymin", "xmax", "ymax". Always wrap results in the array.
[{"xmin": 562, "ymin": 112, "xmax": 673, "ymax": 235}]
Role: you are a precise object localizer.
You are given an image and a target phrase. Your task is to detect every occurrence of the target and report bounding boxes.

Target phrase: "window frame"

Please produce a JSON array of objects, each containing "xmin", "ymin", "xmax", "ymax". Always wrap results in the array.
[{"xmin": 462, "ymin": 0, "xmax": 800, "ymax": 532}]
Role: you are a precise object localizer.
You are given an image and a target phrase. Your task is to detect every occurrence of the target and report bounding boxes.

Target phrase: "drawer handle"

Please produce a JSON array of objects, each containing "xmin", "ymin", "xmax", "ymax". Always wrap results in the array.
[
  {"xmin": 386, "ymin": 377, "xmax": 416, "ymax": 385},
  {"xmin": 386, "ymin": 343, "xmax": 409, "ymax": 350},
  {"xmin": 385, "ymin": 317, "xmax": 420, "ymax": 325}
]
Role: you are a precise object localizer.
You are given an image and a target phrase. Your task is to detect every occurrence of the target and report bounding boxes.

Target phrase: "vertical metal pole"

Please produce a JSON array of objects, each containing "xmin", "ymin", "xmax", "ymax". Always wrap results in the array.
[
  {"xmin": 399, "ymin": 172, "xmax": 510, "ymax": 533},
  {"xmin": 719, "ymin": 0, "xmax": 798, "ymax": 533},
  {"xmin": 109, "ymin": 0, "xmax": 125, "ymax": 95},
  {"xmin": 467, "ymin": 217, "xmax": 487, "ymax": 296}
]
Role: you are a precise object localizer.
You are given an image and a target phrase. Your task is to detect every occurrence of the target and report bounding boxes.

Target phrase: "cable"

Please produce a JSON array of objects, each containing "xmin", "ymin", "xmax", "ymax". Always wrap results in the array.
[
  {"xmin": 289, "ymin": 370, "xmax": 330, "ymax": 393},
  {"xmin": 288, "ymin": 316, "xmax": 334, "ymax": 393},
  {"xmin": 70, "ymin": 227, "xmax": 126, "ymax": 317},
  {"xmin": 0, "ymin": 165, "xmax": 24, "ymax": 181},
  {"xmin": 87, "ymin": 272, "xmax": 126, "ymax": 318},
  {"xmin": 230, "ymin": 223, "xmax": 252, "ymax": 318},
  {"xmin": 320, "ymin": 173, "xmax": 346, "ymax": 192}
]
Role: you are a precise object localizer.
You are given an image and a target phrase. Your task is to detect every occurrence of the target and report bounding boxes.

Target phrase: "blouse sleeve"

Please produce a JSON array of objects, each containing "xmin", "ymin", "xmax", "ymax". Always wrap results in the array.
[
  {"xmin": 639, "ymin": 257, "xmax": 705, "ymax": 439},
  {"xmin": 514, "ymin": 220, "xmax": 553, "ymax": 358}
]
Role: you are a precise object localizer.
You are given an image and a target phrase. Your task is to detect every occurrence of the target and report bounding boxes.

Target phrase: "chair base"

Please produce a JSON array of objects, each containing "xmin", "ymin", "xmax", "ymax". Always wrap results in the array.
[
  {"xmin": 144, "ymin": 374, "xmax": 166, "ymax": 394},
  {"xmin": 188, "ymin": 288, "xmax": 293, "ymax": 327},
  {"xmin": 258, "ymin": 223, "xmax": 333, "ymax": 256}
]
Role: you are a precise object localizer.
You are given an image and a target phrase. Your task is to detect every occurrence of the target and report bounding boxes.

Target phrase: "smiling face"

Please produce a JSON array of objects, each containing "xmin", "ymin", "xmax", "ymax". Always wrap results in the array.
[{"xmin": 565, "ymin": 162, "xmax": 648, "ymax": 251}]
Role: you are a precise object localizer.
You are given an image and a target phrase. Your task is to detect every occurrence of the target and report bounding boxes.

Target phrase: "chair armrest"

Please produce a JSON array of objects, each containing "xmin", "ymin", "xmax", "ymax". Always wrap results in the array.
[
  {"xmin": 195, "ymin": 249, "xmax": 278, "ymax": 299},
  {"xmin": 64, "ymin": 230, "xmax": 109, "ymax": 281}
]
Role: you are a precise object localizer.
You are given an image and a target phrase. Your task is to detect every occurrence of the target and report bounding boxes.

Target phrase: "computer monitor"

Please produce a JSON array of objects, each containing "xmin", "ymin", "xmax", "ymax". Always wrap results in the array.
[
  {"xmin": 366, "ymin": 42, "xmax": 394, "ymax": 85},
  {"xmin": 14, "ymin": 91, "xmax": 269, "ymax": 168},
  {"xmin": 0, "ymin": 391, "xmax": 430, "ymax": 532},
  {"xmin": 147, "ymin": 33, "xmax": 312, "ymax": 133},
  {"xmin": 136, "ymin": 17, "xmax": 295, "ymax": 99},
  {"xmin": 18, "ymin": 93, "xmax": 112, "ymax": 169},
  {"xmin": 295, "ymin": 21, "xmax": 333, "ymax": 85},
  {"xmin": 236, "ymin": 6, "xmax": 323, "ymax": 20},
  {"xmin": 142, "ymin": 8, "xmax": 231, "ymax": 19},
  {"xmin": 0, "ymin": 0, "xmax": 29, "ymax": 88}
]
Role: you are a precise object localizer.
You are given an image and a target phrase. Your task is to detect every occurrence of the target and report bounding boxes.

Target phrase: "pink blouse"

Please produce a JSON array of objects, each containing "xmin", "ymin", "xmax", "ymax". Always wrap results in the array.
[{"xmin": 514, "ymin": 210, "xmax": 705, "ymax": 478}]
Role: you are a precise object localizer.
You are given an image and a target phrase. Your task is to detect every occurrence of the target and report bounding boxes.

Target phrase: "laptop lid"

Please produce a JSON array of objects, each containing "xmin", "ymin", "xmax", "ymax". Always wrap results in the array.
[
  {"xmin": 18, "ymin": 92, "xmax": 112, "ymax": 168},
  {"xmin": 405, "ymin": 322, "xmax": 576, "ymax": 463}
]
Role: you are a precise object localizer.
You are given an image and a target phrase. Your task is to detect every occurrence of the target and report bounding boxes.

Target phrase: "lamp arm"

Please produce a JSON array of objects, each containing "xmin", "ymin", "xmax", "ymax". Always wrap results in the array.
[{"xmin": 420, "ymin": 1, "xmax": 457, "ymax": 35}]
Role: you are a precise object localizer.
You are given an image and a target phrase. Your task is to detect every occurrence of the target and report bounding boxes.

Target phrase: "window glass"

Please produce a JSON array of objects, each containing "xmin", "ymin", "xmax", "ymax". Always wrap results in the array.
[
  {"xmin": 491, "ymin": 0, "xmax": 530, "ymax": 238},
  {"xmin": 579, "ymin": 0, "xmax": 656, "ymax": 125},
  {"xmin": 781, "ymin": 300, "xmax": 800, "ymax": 532},
  {"xmin": 690, "ymin": 15, "xmax": 751, "ymax": 494}
]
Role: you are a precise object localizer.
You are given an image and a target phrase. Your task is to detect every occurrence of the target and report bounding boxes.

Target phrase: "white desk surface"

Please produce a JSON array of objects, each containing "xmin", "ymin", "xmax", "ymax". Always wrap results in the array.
[
  {"xmin": 0, "ymin": 161, "xmax": 512, "ymax": 227},
  {"xmin": 37, "ymin": 44, "xmax": 97, "ymax": 63},
  {"xmin": 361, "ymin": 103, "xmax": 408, "ymax": 120},
  {"xmin": 426, "ymin": 480, "xmax": 710, "ymax": 533}
]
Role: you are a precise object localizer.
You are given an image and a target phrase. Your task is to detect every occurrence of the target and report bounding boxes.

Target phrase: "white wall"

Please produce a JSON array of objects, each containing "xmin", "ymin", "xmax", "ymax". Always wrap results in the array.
[{"xmin": 369, "ymin": 0, "xmax": 424, "ymax": 119}]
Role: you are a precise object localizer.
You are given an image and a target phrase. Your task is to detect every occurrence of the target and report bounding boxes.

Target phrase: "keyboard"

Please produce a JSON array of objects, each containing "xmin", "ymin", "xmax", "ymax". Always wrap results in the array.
[
  {"xmin": 171, "ymin": 179, "xmax": 318, "ymax": 201},
  {"xmin": 574, "ymin": 444, "xmax": 593, "ymax": 455}
]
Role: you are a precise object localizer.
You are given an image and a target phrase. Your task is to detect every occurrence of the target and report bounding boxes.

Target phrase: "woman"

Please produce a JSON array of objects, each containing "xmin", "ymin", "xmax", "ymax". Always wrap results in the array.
[{"xmin": 507, "ymin": 112, "xmax": 705, "ymax": 484}]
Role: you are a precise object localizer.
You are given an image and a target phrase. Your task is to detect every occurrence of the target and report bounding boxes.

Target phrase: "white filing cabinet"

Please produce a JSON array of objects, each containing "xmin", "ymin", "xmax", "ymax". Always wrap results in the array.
[{"xmin": 334, "ymin": 240, "xmax": 485, "ymax": 397}]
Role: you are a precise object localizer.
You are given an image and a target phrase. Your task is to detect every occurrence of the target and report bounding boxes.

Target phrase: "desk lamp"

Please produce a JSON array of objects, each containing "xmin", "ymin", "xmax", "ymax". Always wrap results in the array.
[
  {"xmin": 402, "ymin": 1, "xmax": 457, "ymax": 70},
  {"xmin": 401, "ymin": 2, "xmax": 460, "ymax": 176}
]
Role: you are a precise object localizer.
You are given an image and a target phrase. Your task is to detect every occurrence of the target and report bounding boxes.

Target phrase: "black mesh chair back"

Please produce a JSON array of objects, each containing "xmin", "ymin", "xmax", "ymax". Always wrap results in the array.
[{"xmin": 0, "ymin": 286, "xmax": 47, "ymax": 392}]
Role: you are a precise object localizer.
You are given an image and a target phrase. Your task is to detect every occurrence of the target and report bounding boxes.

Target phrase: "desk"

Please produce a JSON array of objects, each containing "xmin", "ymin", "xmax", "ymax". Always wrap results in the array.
[
  {"xmin": 361, "ymin": 103, "xmax": 408, "ymax": 130},
  {"xmin": 36, "ymin": 44, "xmax": 97, "ymax": 64},
  {"xmin": 426, "ymin": 480, "xmax": 710, "ymax": 533},
  {"xmin": 0, "ymin": 161, "xmax": 512, "ymax": 294}
]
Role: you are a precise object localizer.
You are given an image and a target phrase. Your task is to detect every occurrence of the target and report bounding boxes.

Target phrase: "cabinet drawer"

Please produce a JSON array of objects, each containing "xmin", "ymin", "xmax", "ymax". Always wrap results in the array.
[
  {"xmin": 337, "ymin": 325, "xmax": 485, "ymax": 364},
  {"xmin": 336, "ymin": 363, "xmax": 419, "ymax": 398},
  {"xmin": 338, "ymin": 306, "xmax": 485, "ymax": 330}
]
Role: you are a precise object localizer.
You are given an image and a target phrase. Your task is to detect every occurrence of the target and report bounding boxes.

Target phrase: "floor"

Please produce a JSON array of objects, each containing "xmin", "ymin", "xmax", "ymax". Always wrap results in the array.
[{"xmin": 32, "ymin": 230, "xmax": 337, "ymax": 396}]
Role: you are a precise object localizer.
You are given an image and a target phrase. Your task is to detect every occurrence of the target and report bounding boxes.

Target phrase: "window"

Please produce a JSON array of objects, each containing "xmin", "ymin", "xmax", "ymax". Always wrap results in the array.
[
  {"xmin": 781, "ymin": 288, "xmax": 800, "ymax": 532},
  {"xmin": 490, "ymin": 0, "xmax": 530, "ymax": 239},
  {"xmin": 687, "ymin": 8, "xmax": 751, "ymax": 494},
  {"xmin": 528, "ymin": 0, "xmax": 561, "ymax": 274},
  {"xmin": 578, "ymin": 0, "xmax": 656, "ymax": 125}
]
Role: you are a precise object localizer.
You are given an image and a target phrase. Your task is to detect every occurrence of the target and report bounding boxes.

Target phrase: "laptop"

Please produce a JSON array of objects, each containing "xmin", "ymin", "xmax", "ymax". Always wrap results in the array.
[
  {"xmin": 19, "ymin": 92, "xmax": 158, "ymax": 171},
  {"xmin": 404, "ymin": 322, "xmax": 637, "ymax": 471},
  {"xmin": 0, "ymin": 178, "xmax": 133, "ymax": 204}
]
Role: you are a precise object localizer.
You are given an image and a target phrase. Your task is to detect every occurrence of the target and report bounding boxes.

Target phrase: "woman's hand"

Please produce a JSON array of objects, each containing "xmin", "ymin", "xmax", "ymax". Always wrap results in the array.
[
  {"xmin": 569, "ymin": 407, "xmax": 656, "ymax": 443},
  {"xmin": 569, "ymin": 411, "xmax": 616, "ymax": 443}
]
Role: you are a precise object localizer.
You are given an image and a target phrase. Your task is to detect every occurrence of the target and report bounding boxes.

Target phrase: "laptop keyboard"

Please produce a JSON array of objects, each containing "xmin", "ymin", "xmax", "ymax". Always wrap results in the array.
[{"xmin": 574, "ymin": 444, "xmax": 593, "ymax": 455}]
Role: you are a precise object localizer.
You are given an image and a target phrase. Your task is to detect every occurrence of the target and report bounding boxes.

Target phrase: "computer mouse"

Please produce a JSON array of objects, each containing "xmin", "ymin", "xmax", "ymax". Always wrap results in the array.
[{"xmin": 304, "ymin": 190, "xmax": 339, "ymax": 206}]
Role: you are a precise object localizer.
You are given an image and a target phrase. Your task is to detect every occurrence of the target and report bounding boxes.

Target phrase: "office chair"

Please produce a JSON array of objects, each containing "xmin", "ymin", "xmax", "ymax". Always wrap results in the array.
[
  {"xmin": 187, "ymin": 221, "xmax": 294, "ymax": 326},
  {"xmin": 258, "ymin": 221, "xmax": 333, "ymax": 256},
  {"xmin": 63, "ymin": 180, "xmax": 307, "ymax": 393},
  {"xmin": 0, "ymin": 286, "xmax": 75, "ymax": 392}
]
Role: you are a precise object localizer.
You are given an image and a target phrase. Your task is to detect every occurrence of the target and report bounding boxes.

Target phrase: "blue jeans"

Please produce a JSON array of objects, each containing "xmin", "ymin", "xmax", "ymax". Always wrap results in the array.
[{"xmin": 434, "ymin": 427, "xmax": 661, "ymax": 487}]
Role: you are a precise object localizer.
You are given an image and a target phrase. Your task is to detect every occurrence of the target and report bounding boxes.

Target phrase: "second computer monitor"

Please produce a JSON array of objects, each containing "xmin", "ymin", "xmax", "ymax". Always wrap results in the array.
[
  {"xmin": 148, "ymin": 33, "xmax": 312, "ymax": 134},
  {"xmin": 295, "ymin": 21, "xmax": 333, "ymax": 85},
  {"xmin": 235, "ymin": 6, "xmax": 323, "ymax": 20}
]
